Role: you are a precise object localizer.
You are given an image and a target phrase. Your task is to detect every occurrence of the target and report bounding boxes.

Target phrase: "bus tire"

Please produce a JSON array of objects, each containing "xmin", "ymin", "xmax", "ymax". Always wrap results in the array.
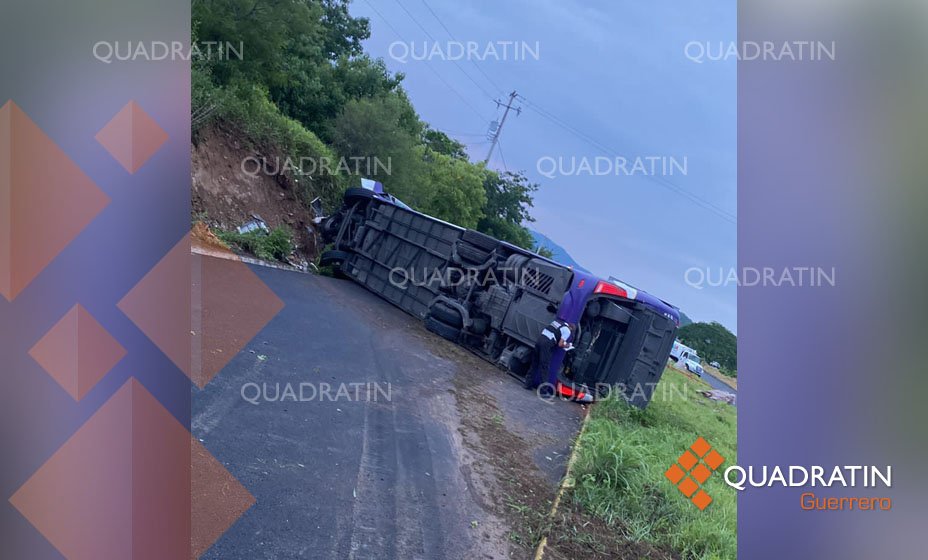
[
  {"xmin": 470, "ymin": 316, "xmax": 489, "ymax": 335},
  {"xmin": 343, "ymin": 187, "xmax": 375, "ymax": 203},
  {"xmin": 320, "ymin": 250, "xmax": 351, "ymax": 278},
  {"xmin": 320, "ymin": 249, "xmax": 351, "ymax": 267},
  {"xmin": 425, "ymin": 315, "xmax": 460, "ymax": 342},
  {"xmin": 429, "ymin": 302, "xmax": 463, "ymax": 327},
  {"xmin": 504, "ymin": 254, "xmax": 529, "ymax": 281},
  {"xmin": 462, "ymin": 230, "xmax": 498, "ymax": 252},
  {"xmin": 457, "ymin": 243, "xmax": 490, "ymax": 265}
]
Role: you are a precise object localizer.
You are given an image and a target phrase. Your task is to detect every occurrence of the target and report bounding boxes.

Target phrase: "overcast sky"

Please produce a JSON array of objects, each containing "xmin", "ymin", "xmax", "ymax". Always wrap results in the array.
[{"xmin": 350, "ymin": 0, "xmax": 737, "ymax": 332}]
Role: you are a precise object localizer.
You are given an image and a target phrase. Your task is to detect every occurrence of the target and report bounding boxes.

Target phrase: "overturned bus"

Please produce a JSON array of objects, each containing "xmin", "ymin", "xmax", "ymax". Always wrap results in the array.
[{"xmin": 319, "ymin": 184, "xmax": 679, "ymax": 407}]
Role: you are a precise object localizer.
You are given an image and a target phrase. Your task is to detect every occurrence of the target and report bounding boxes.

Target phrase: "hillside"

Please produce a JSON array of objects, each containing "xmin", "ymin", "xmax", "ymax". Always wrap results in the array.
[
  {"xmin": 529, "ymin": 229, "xmax": 589, "ymax": 272},
  {"xmin": 190, "ymin": 1, "xmax": 544, "ymax": 268}
]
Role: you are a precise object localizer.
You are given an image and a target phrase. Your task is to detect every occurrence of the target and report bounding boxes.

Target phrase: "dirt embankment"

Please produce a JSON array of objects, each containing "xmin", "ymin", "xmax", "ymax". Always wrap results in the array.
[{"xmin": 191, "ymin": 120, "xmax": 321, "ymax": 261}]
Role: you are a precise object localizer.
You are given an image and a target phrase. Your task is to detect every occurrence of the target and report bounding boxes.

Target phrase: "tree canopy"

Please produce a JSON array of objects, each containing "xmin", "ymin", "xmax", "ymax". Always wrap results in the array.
[
  {"xmin": 192, "ymin": 0, "xmax": 540, "ymax": 250},
  {"xmin": 677, "ymin": 322, "xmax": 737, "ymax": 374}
]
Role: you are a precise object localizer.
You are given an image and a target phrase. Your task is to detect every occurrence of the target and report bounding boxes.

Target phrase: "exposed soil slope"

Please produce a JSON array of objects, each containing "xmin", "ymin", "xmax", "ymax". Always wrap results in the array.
[{"xmin": 191, "ymin": 120, "xmax": 320, "ymax": 261}]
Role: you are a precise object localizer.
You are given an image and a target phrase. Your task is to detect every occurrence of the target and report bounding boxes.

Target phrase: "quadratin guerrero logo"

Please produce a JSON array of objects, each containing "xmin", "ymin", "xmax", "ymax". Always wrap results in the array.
[{"xmin": 664, "ymin": 437, "xmax": 725, "ymax": 510}]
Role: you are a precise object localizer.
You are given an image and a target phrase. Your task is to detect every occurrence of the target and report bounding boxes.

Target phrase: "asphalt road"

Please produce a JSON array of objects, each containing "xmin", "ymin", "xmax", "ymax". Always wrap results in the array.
[
  {"xmin": 192, "ymin": 257, "xmax": 584, "ymax": 560},
  {"xmin": 687, "ymin": 366, "xmax": 737, "ymax": 406},
  {"xmin": 701, "ymin": 370, "xmax": 738, "ymax": 396}
]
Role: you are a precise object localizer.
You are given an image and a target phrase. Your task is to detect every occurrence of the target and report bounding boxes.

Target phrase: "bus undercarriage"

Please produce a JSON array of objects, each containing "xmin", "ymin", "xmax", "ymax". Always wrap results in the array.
[{"xmin": 320, "ymin": 188, "xmax": 676, "ymax": 407}]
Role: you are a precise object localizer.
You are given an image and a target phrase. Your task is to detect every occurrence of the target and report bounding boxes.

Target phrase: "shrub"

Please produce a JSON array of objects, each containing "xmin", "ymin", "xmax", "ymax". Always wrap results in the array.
[{"xmin": 218, "ymin": 226, "xmax": 293, "ymax": 262}]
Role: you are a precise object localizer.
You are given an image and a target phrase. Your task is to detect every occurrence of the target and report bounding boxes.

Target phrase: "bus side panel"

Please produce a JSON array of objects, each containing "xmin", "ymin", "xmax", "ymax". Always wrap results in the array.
[
  {"xmin": 343, "ymin": 201, "xmax": 461, "ymax": 319},
  {"xmin": 609, "ymin": 308, "xmax": 677, "ymax": 407}
]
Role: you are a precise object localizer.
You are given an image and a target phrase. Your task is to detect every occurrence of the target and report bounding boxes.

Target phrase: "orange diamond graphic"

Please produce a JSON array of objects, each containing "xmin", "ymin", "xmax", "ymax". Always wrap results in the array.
[
  {"xmin": 192, "ymin": 437, "xmax": 256, "ymax": 557},
  {"xmin": 691, "ymin": 463, "xmax": 712, "ymax": 484},
  {"xmin": 690, "ymin": 436, "xmax": 711, "ymax": 458},
  {"xmin": 95, "ymin": 101, "xmax": 168, "ymax": 173},
  {"xmin": 118, "ymin": 232, "xmax": 284, "ymax": 388},
  {"xmin": 677, "ymin": 476, "xmax": 699, "ymax": 498},
  {"xmin": 11, "ymin": 379, "xmax": 185, "ymax": 559},
  {"xmin": 692, "ymin": 490, "xmax": 713, "ymax": 511},
  {"xmin": 678, "ymin": 450, "xmax": 698, "ymax": 471},
  {"xmin": 28, "ymin": 304, "xmax": 126, "ymax": 401},
  {"xmin": 9, "ymin": 378, "xmax": 255, "ymax": 560},
  {"xmin": 665, "ymin": 464, "xmax": 685, "ymax": 485},
  {"xmin": 705, "ymin": 449, "xmax": 725, "ymax": 470},
  {"xmin": 0, "ymin": 100, "xmax": 110, "ymax": 301}
]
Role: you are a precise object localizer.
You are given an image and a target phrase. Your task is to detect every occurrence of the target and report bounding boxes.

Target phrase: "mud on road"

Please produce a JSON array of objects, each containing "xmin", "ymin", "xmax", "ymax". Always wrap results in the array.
[{"xmin": 192, "ymin": 258, "xmax": 585, "ymax": 559}]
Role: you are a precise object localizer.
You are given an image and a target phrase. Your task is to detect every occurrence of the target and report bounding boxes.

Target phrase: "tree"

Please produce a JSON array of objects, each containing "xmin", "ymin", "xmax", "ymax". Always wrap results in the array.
[
  {"xmin": 327, "ymin": 95, "xmax": 424, "ymax": 193},
  {"xmin": 535, "ymin": 245, "xmax": 555, "ymax": 258},
  {"xmin": 677, "ymin": 322, "xmax": 737, "ymax": 373},
  {"xmin": 191, "ymin": 0, "xmax": 544, "ymax": 245},
  {"xmin": 422, "ymin": 127, "xmax": 468, "ymax": 160},
  {"xmin": 415, "ymin": 147, "xmax": 487, "ymax": 229},
  {"xmin": 193, "ymin": 0, "xmax": 320, "ymax": 88},
  {"xmin": 476, "ymin": 170, "xmax": 538, "ymax": 249}
]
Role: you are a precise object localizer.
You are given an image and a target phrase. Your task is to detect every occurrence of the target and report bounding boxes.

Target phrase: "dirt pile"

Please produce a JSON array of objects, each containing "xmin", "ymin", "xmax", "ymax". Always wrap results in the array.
[{"xmin": 191, "ymin": 120, "xmax": 321, "ymax": 261}]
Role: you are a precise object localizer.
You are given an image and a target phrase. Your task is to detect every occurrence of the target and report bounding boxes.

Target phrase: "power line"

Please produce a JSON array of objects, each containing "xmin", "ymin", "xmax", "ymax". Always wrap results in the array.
[
  {"xmin": 518, "ymin": 95, "xmax": 736, "ymax": 224},
  {"xmin": 436, "ymin": 129, "xmax": 488, "ymax": 137},
  {"xmin": 392, "ymin": 0, "xmax": 498, "ymax": 102},
  {"xmin": 496, "ymin": 138, "xmax": 509, "ymax": 172},
  {"xmin": 419, "ymin": 0, "xmax": 505, "ymax": 97},
  {"xmin": 520, "ymin": 96, "xmax": 734, "ymax": 221},
  {"xmin": 359, "ymin": 0, "xmax": 488, "ymax": 120}
]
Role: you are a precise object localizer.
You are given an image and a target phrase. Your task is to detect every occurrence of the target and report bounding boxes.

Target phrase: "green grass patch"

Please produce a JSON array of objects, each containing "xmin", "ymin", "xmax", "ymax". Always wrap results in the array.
[
  {"xmin": 217, "ymin": 226, "xmax": 293, "ymax": 262},
  {"xmin": 570, "ymin": 367, "xmax": 737, "ymax": 559}
]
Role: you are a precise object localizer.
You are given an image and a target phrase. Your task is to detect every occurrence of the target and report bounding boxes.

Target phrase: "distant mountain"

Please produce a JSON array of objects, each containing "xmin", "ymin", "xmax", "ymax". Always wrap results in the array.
[
  {"xmin": 679, "ymin": 312, "xmax": 693, "ymax": 326},
  {"xmin": 529, "ymin": 229, "xmax": 589, "ymax": 273}
]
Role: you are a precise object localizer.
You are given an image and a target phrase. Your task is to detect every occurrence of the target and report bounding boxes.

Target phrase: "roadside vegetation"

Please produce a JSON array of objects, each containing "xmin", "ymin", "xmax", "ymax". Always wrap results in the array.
[
  {"xmin": 191, "ymin": 0, "xmax": 545, "ymax": 252},
  {"xmin": 566, "ymin": 367, "xmax": 737, "ymax": 559},
  {"xmin": 217, "ymin": 226, "xmax": 294, "ymax": 262},
  {"xmin": 677, "ymin": 322, "xmax": 737, "ymax": 377}
]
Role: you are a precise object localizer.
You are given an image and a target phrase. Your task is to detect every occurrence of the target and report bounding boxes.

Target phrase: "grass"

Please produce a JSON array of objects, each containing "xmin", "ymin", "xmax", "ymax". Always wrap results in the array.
[
  {"xmin": 569, "ymin": 367, "xmax": 737, "ymax": 559},
  {"xmin": 217, "ymin": 226, "xmax": 293, "ymax": 262}
]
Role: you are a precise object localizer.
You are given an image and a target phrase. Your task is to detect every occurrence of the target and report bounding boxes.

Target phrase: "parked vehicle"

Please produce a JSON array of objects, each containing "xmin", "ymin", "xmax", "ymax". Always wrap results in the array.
[
  {"xmin": 684, "ymin": 356, "xmax": 704, "ymax": 376},
  {"xmin": 670, "ymin": 340, "xmax": 698, "ymax": 363},
  {"xmin": 319, "ymin": 183, "xmax": 680, "ymax": 407},
  {"xmin": 710, "ymin": 361, "xmax": 721, "ymax": 368}
]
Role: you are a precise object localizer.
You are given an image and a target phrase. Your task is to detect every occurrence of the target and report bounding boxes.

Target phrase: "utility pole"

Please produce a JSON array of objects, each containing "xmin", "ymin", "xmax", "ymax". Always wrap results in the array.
[{"xmin": 484, "ymin": 90, "xmax": 521, "ymax": 164}]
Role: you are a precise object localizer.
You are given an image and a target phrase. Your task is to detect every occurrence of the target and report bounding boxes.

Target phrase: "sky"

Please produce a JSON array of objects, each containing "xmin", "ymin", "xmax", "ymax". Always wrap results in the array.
[{"xmin": 349, "ymin": 0, "xmax": 737, "ymax": 332}]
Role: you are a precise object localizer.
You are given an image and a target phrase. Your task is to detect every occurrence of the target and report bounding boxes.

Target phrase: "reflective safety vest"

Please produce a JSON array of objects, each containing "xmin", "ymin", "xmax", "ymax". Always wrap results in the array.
[{"xmin": 541, "ymin": 320, "xmax": 571, "ymax": 345}]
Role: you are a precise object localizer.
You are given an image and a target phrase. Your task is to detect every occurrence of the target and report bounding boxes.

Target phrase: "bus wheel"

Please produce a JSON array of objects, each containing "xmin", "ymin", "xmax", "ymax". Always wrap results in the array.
[
  {"xmin": 429, "ymin": 302, "xmax": 463, "ymax": 327},
  {"xmin": 343, "ymin": 187, "xmax": 375, "ymax": 203},
  {"xmin": 462, "ymin": 229, "xmax": 499, "ymax": 252},
  {"xmin": 320, "ymin": 250, "xmax": 351, "ymax": 278},
  {"xmin": 456, "ymin": 242, "xmax": 490, "ymax": 265},
  {"xmin": 425, "ymin": 315, "xmax": 460, "ymax": 342}
]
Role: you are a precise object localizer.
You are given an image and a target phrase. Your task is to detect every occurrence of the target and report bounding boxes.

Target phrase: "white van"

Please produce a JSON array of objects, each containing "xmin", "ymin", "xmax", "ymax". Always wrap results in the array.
[{"xmin": 670, "ymin": 340, "xmax": 703, "ymax": 376}]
